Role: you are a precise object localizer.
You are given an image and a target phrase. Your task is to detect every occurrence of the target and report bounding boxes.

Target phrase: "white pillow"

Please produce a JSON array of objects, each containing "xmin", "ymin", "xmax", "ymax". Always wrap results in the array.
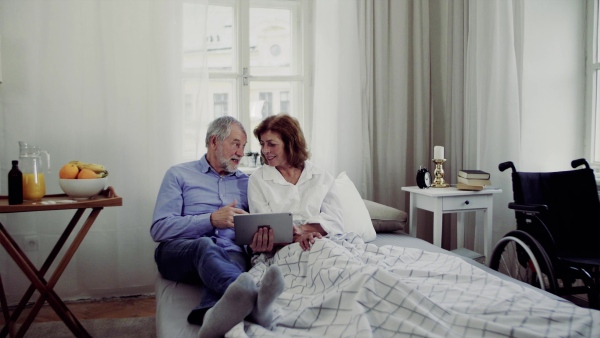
[{"xmin": 335, "ymin": 172, "xmax": 376, "ymax": 242}]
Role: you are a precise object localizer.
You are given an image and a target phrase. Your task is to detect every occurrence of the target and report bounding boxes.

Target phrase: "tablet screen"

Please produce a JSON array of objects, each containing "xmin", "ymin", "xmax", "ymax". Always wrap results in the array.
[{"xmin": 234, "ymin": 212, "xmax": 293, "ymax": 246}]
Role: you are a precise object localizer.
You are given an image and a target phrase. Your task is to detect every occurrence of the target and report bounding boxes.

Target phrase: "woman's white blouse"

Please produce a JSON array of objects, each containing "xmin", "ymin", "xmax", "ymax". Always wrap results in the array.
[{"xmin": 248, "ymin": 161, "xmax": 344, "ymax": 236}]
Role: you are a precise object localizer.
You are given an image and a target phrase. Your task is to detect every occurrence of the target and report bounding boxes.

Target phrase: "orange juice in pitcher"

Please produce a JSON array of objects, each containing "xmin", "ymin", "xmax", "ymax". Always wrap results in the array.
[
  {"xmin": 22, "ymin": 172, "xmax": 46, "ymax": 201},
  {"xmin": 19, "ymin": 141, "xmax": 50, "ymax": 201}
]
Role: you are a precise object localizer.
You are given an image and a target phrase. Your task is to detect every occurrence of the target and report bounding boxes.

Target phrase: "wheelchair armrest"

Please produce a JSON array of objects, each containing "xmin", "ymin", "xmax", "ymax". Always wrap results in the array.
[
  {"xmin": 508, "ymin": 202, "xmax": 548, "ymax": 214},
  {"xmin": 508, "ymin": 202, "xmax": 557, "ymax": 250}
]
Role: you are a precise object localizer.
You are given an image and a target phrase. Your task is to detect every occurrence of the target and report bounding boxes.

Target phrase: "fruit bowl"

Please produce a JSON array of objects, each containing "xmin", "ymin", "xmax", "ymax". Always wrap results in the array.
[{"xmin": 59, "ymin": 178, "xmax": 107, "ymax": 199}]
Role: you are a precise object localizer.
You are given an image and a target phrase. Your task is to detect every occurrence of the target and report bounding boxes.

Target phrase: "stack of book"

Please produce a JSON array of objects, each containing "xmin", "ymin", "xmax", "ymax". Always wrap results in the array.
[{"xmin": 457, "ymin": 169, "xmax": 491, "ymax": 191}]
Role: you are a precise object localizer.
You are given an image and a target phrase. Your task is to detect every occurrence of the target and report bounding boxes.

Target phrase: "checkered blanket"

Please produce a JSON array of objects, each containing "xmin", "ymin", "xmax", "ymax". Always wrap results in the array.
[{"xmin": 237, "ymin": 233, "xmax": 600, "ymax": 337}]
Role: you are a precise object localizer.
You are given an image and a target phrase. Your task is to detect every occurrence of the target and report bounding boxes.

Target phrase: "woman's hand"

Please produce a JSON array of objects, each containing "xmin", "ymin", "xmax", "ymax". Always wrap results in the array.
[
  {"xmin": 250, "ymin": 227, "xmax": 275, "ymax": 253},
  {"xmin": 293, "ymin": 225, "xmax": 323, "ymax": 251}
]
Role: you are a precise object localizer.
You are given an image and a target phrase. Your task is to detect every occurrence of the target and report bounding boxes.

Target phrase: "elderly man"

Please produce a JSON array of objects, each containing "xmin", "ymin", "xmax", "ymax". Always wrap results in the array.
[{"xmin": 151, "ymin": 116, "xmax": 283, "ymax": 337}]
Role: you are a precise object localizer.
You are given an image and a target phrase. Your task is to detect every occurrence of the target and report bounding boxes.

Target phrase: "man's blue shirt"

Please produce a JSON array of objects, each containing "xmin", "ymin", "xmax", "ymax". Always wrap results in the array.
[{"xmin": 150, "ymin": 156, "xmax": 249, "ymax": 252}]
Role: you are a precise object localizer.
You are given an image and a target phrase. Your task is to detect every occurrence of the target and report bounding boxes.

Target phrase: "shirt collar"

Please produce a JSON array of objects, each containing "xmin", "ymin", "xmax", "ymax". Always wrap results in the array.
[
  {"xmin": 199, "ymin": 155, "xmax": 247, "ymax": 178},
  {"xmin": 261, "ymin": 161, "xmax": 321, "ymax": 184}
]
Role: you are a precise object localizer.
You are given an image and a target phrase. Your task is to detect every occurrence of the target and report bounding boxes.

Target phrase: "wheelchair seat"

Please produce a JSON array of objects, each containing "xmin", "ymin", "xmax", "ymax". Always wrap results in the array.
[{"xmin": 490, "ymin": 158, "xmax": 600, "ymax": 309}]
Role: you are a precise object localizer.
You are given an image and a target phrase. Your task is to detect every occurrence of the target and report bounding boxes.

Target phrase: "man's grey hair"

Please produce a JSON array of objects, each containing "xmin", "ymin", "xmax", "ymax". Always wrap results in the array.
[{"xmin": 205, "ymin": 116, "xmax": 246, "ymax": 147}]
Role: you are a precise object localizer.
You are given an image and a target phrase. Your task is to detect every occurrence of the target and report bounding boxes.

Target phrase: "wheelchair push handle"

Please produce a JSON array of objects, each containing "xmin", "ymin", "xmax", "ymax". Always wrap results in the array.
[
  {"xmin": 500, "ymin": 159, "xmax": 590, "ymax": 172},
  {"xmin": 571, "ymin": 158, "xmax": 590, "ymax": 169},
  {"xmin": 498, "ymin": 161, "xmax": 516, "ymax": 173}
]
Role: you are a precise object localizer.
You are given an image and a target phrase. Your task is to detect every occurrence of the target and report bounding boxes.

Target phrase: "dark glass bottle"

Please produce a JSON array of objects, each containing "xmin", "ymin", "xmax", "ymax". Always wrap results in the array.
[{"xmin": 8, "ymin": 160, "xmax": 24, "ymax": 205}]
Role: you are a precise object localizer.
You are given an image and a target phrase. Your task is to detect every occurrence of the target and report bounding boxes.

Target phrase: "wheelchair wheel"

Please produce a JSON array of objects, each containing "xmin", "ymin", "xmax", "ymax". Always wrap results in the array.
[{"xmin": 489, "ymin": 230, "xmax": 557, "ymax": 293}]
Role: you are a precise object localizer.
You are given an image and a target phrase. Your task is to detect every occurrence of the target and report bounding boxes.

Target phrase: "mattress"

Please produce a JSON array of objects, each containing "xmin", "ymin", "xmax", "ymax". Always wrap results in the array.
[
  {"xmin": 370, "ymin": 232, "xmax": 555, "ymax": 291},
  {"xmin": 155, "ymin": 232, "xmax": 577, "ymax": 338}
]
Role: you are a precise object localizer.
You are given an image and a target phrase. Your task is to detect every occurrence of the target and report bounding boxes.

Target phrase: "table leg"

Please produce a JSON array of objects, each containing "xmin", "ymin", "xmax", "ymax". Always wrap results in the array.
[
  {"xmin": 0, "ymin": 276, "xmax": 15, "ymax": 338},
  {"xmin": 0, "ymin": 207, "xmax": 102, "ymax": 338},
  {"xmin": 18, "ymin": 208, "xmax": 102, "ymax": 338},
  {"xmin": 432, "ymin": 198, "xmax": 443, "ymax": 247},
  {"xmin": 408, "ymin": 193, "xmax": 417, "ymax": 237},
  {"xmin": 0, "ymin": 224, "xmax": 84, "ymax": 338},
  {"xmin": 484, "ymin": 196, "xmax": 494, "ymax": 265},
  {"xmin": 1, "ymin": 209, "xmax": 85, "ymax": 338},
  {"xmin": 457, "ymin": 213, "xmax": 465, "ymax": 249}
]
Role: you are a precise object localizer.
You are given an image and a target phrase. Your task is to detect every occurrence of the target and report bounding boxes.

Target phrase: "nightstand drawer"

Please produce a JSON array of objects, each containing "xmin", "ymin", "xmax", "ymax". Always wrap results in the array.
[{"xmin": 443, "ymin": 195, "xmax": 488, "ymax": 211}]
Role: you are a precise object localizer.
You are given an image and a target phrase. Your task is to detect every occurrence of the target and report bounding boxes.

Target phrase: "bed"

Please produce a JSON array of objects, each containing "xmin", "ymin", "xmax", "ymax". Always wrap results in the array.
[{"xmin": 154, "ymin": 174, "xmax": 600, "ymax": 337}]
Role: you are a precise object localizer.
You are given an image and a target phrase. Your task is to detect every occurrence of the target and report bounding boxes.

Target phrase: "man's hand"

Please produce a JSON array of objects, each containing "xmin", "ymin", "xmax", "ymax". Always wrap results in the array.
[
  {"xmin": 210, "ymin": 200, "xmax": 248, "ymax": 229},
  {"xmin": 250, "ymin": 227, "xmax": 275, "ymax": 253}
]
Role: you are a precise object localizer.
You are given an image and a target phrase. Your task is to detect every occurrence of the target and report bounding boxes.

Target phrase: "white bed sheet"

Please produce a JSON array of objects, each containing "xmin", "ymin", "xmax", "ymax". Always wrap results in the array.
[{"xmin": 155, "ymin": 232, "xmax": 600, "ymax": 338}]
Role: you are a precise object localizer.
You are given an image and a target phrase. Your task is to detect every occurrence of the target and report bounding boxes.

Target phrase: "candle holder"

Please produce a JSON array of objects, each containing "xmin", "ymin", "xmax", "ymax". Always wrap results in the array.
[{"xmin": 431, "ymin": 159, "xmax": 450, "ymax": 188}]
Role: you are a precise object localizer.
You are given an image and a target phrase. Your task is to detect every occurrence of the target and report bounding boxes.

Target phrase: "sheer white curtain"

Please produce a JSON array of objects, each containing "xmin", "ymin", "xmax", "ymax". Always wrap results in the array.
[
  {"xmin": 313, "ymin": 0, "xmax": 522, "ymax": 251},
  {"xmin": 0, "ymin": 0, "xmax": 208, "ymax": 303},
  {"xmin": 312, "ymin": 0, "xmax": 431, "ymax": 220},
  {"xmin": 312, "ymin": 0, "xmax": 431, "ymax": 214},
  {"xmin": 368, "ymin": 0, "xmax": 431, "ymax": 217},
  {"xmin": 463, "ymin": 0, "xmax": 523, "ymax": 252},
  {"xmin": 429, "ymin": 0, "xmax": 523, "ymax": 250},
  {"xmin": 311, "ymin": 0, "xmax": 367, "ymax": 191}
]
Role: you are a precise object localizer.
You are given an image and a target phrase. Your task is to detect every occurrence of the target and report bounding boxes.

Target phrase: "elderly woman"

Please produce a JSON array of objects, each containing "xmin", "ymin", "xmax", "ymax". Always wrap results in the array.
[{"xmin": 248, "ymin": 114, "xmax": 344, "ymax": 251}]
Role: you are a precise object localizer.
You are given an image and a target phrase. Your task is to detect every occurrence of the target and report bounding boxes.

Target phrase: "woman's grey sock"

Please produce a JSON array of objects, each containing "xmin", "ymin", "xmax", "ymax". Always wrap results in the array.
[
  {"xmin": 251, "ymin": 265, "xmax": 285, "ymax": 327},
  {"xmin": 198, "ymin": 273, "xmax": 257, "ymax": 338}
]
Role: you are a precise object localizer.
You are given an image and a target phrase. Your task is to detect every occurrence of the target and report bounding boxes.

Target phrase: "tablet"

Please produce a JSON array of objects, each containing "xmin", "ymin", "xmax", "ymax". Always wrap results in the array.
[{"xmin": 234, "ymin": 212, "xmax": 293, "ymax": 246}]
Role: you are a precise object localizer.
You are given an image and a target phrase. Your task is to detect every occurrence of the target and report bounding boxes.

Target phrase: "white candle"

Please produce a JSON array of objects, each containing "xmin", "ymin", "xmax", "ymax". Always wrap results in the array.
[{"xmin": 434, "ymin": 146, "xmax": 444, "ymax": 159}]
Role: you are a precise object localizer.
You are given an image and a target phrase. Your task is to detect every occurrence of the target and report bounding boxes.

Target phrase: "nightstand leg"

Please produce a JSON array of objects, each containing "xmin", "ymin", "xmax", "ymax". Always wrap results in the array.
[
  {"xmin": 408, "ymin": 193, "xmax": 417, "ymax": 237},
  {"xmin": 484, "ymin": 198, "xmax": 494, "ymax": 265},
  {"xmin": 457, "ymin": 213, "xmax": 465, "ymax": 249},
  {"xmin": 433, "ymin": 200, "xmax": 443, "ymax": 247}
]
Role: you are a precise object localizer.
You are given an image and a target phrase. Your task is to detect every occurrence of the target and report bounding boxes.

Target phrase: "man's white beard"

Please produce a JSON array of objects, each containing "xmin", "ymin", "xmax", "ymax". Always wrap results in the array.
[{"xmin": 216, "ymin": 145, "xmax": 239, "ymax": 173}]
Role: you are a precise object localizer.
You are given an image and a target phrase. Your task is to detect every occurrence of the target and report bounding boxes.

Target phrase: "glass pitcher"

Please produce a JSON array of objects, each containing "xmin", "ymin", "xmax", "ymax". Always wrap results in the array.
[{"xmin": 19, "ymin": 141, "xmax": 50, "ymax": 201}]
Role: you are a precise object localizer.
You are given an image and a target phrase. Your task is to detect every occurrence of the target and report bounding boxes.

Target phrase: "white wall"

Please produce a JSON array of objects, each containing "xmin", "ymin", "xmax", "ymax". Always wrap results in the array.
[{"xmin": 521, "ymin": 0, "xmax": 586, "ymax": 171}]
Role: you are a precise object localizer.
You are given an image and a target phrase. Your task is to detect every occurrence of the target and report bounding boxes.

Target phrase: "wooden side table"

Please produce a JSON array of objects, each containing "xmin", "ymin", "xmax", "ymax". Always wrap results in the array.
[
  {"xmin": 401, "ymin": 186, "xmax": 502, "ymax": 264},
  {"xmin": 0, "ymin": 188, "xmax": 122, "ymax": 338}
]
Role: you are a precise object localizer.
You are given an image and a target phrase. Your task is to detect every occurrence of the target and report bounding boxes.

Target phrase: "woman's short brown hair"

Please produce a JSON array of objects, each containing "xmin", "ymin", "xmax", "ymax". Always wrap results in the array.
[{"xmin": 254, "ymin": 114, "xmax": 310, "ymax": 168}]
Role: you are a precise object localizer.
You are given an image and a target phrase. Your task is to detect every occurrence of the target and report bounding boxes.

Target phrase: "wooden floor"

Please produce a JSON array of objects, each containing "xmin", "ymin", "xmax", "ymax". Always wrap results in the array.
[
  {"xmin": 0, "ymin": 293, "xmax": 591, "ymax": 326},
  {"xmin": 0, "ymin": 294, "xmax": 156, "ymax": 325}
]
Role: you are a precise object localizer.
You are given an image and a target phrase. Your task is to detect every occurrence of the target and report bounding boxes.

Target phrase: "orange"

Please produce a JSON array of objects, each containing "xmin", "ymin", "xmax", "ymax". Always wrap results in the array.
[
  {"xmin": 77, "ymin": 168, "xmax": 98, "ymax": 179},
  {"xmin": 59, "ymin": 163, "xmax": 80, "ymax": 179}
]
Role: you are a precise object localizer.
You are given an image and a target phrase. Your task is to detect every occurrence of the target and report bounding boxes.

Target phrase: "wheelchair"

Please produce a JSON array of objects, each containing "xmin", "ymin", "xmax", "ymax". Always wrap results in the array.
[{"xmin": 489, "ymin": 158, "xmax": 600, "ymax": 309}]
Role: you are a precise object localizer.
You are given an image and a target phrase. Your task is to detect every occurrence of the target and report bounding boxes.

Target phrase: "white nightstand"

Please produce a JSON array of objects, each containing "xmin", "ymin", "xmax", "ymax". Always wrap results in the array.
[{"xmin": 401, "ymin": 186, "xmax": 502, "ymax": 264}]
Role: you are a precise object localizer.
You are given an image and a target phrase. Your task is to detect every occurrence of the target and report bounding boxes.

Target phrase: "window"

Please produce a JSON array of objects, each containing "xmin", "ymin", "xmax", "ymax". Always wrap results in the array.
[
  {"xmin": 213, "ymin": 93, "xmax": 229, "ymax": 116},
  {"xmin": 280, "ymin": 91, "xmax": 289, "ymax": 113},
  {"xmin": 182, "ymin": 0, "xmax": 312, "ymax": 158},
  {"xmin": 259, "ymin": 92, "xmax": 273, "ymax": 117},
  {"xmin": 586, "ymin": 0, "xmax": 600, "ymax": 177}
]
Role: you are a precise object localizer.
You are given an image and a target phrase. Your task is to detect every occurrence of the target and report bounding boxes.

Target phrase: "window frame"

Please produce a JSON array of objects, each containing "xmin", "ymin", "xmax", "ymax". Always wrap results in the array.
[
  {"xmin": 208, "ymin": 0, "xmax": 313, "ymax": 145},
  {"xmin": 586, "ymin": 0, "xmax": 600, "ymax": 179}
]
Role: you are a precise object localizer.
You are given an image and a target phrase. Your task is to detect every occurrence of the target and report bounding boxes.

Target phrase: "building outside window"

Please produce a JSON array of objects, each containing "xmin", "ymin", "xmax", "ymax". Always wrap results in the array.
[
  {"xmin": 213, "ymin": 93, "xmax": 229, "ymax": 117},
  {"xmin": 280, "ymin": 91, "xmax": 289, "ymax": 113},
  {"xmin": 259, "ymin": 92, "xmax": 273, "ymax": 118}
]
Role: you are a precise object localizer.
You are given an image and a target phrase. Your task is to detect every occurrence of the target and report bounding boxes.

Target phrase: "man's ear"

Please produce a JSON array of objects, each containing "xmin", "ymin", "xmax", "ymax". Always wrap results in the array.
[{"xmin": 209, "ymin": 135, "xmax": 218, "ymax": 149}]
